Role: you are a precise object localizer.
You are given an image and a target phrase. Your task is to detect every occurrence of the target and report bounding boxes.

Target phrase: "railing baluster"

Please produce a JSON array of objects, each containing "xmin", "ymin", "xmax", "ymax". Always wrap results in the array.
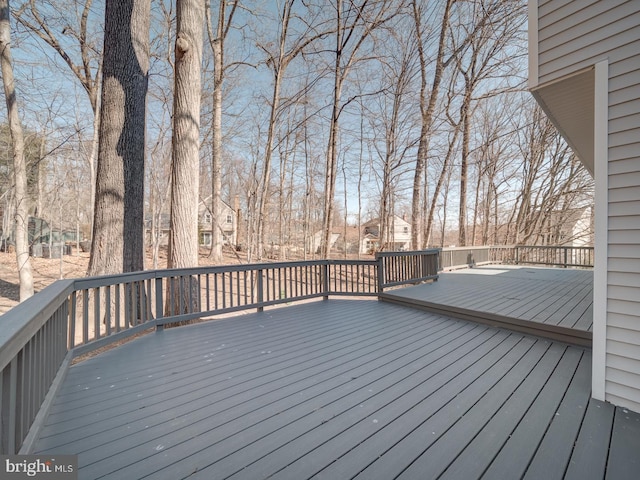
[{"xmin": 82, "ymin": 290, "xmax": 89, "ymax": 345}]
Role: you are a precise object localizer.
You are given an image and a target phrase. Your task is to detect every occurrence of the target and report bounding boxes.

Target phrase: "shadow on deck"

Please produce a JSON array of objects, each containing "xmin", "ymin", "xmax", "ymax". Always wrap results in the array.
[
  {"xmin": 33, "ymin": 299, "xmax": 639, "ymax": 479},
  {"xmin": 381, "ymin": 265, "xmax": 593, "ymax": 347}
]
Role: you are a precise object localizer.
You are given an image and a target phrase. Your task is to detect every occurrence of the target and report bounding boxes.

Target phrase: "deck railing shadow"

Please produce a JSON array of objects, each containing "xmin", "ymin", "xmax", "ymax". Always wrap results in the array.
[{"xmin": 0, "ymin": 249, "xmax": 440, "ymax": 455}]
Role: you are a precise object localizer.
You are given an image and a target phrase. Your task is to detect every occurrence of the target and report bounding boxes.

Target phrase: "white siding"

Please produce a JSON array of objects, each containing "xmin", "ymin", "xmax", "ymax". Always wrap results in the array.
[{"xmin": 534, "ymin": 0, "xmax": 640, "ymax": 411}]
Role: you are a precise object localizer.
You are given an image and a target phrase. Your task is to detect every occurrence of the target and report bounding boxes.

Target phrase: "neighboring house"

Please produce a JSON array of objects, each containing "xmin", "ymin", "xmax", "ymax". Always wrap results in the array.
[
  {"xmin": 198, "ymin": 196, "xmax": 237, "ymax": 248},
  {"xmin": 145, "ymin": 197, "xmax": 237, "ymax": 248},
  {"xmin": 360, "ymin": 215, "xmax": 411, "ymax": 254},
  {"xmin": 529, "ymin": 1, "xmax": 640, "ymax": 412}
]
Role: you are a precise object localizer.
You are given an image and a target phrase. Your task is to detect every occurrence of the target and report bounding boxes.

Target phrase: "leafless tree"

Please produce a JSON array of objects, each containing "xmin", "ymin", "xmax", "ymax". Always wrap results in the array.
[
  {"xmin": 320, "ymin": 0, "xmax": 403, "ymax": 258},
  {"xmin": 204, "ymin": 0, "xmax": 242, "ymax": 262},
  {"xmin": 88, "ymin": 0, "xmax": 150, "ymax": 276},
  {"xmin": 410, "ymin": 0, "xmax": 453, "ymax": 249},
  {"xmin": 167, "ymin": 0, "xmax": 204, "ymax": 273},
  {"xmin": 13, "ymin": 0, "xmax": 102, "ymax": 227},
  {"xmin": 0, "ymin": 0, "xmax": 33, "ymax": 300}
]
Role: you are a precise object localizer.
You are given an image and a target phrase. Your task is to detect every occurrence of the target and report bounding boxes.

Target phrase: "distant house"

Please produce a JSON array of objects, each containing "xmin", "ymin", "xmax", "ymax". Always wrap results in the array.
[
  {"xmin": 145, "ymin": 197, "xmax": 237, "ymax": 248},
  {"xmin": 360, "ymin": 215, "xmax": 411, "ymax": 254},
  {"xmin": 198, "ymin": 196, "xmax": 237, "ymax": 247}
]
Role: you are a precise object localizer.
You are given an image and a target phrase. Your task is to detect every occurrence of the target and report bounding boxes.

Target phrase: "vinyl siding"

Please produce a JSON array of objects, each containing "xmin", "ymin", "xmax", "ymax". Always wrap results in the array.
[
  {"xmin": 536, "ymin": 0, "xmax": 640, "ymax": 411},
  {"xmin": 607, "ymin": 6, "xmax": 640, "ymax": 409},
  {"xmin": 537, "ymin": 0, "xmax": 640, "ymax": 84}
]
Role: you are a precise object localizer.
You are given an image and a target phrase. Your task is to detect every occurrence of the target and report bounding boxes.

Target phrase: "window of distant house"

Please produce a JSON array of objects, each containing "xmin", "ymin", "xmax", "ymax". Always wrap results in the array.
[
  {"xmin": 204, "ymin": 213, "xmax": 212, "ymax": 224},
  {"xmin": 226, "ymin": 214, "xmax": 233, "ymax": 224},
  {"xmin": 200, "ymin": 232, "xmax": 211, "ymax": 246},
  {"xmin": 403, "ymin": 226, "xmax": 409, "ymax": 233}
]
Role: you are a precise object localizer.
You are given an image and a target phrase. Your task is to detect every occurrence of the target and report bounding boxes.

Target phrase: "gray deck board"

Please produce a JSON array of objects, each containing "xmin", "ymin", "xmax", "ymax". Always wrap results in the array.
[
  {"xmin": 31, "ymin": 298, "xmax": 638, "ymax": 479},
  {"xmin": 523, "ymin": 347, "xmax": 592, "ymax": 479},
  {"xmin": 606, "ymin": 407, "xmax": 640, "ymax": 479},
  {"xmin": 564, "ymin": 398, "xmax": 615, "ymax": 480},
  {"xmin": 381, "ymin": 265, "xmax": 593, "ymax": 344}
]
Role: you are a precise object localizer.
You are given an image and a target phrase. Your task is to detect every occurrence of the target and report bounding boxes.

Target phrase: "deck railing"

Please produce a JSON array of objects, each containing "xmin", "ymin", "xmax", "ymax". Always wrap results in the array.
[
  {"xmin": 0, "ymin": 250, "xmax": 439, "ymax": 454},
  {"xmin": 439, "ymin": 245, "xmax": 594, "ymax": 270}
]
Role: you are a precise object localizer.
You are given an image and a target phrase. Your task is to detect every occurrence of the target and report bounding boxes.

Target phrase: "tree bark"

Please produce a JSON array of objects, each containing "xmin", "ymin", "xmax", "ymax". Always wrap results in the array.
[
  {"xmin": 168, "ymin": 0, "xmax": 204, "ymax": 271},
  {"xmin": 0, "ymin": 0, "xmax": 34, "ymax": 301},
  {"xmin": 88, "ymin": 0, "xmax": 150, "ymax": 276}
]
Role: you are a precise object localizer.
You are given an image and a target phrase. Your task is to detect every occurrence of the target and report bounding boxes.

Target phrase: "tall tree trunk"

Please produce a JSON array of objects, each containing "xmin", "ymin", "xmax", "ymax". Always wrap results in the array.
[
  {"xmin": 458, "ymin": 86, "xmax": 471, "ymax": 247},
  {"xmin": 410, "ymin": 0, "xmax": 454, "ymax": 249},
  {"xmin": 0, "ymin": 0, "xmax": 33, "ymax": 301},
  {"xmin": 168, "ymin": 0, "xmax": 204, "ymax": 271},
  {"xmin": 88, "ymin": 0, "xmax": 150, "ymax": 276},
  {"xmin": 205, "ymin": 0, "xmax": 237, "ymax": 263}
]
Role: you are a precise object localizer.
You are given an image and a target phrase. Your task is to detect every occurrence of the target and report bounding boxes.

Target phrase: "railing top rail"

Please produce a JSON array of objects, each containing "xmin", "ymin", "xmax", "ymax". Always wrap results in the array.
[
  {"xmin": 439, "ymin": 245, "xmax": 503, "ymax": 251},
  {"xmin": 69, "ymin": 259, "xmax": 379, "ymax": 290},
  {"xmin": 375, "ymin": 248, "xmax": 441, "ymax": 258},
  {"xmin": 0, "ymin": 279, "xmax": 75, "ymax": 372}
]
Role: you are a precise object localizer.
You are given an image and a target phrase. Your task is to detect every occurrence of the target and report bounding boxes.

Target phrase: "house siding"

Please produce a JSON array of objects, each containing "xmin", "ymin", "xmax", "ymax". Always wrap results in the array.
[
  {"xmin": 535, "ymin": 0, "xmax": 640, "ymax": 411},
  {"xmin": 537, "ymin": 0, "xmax": 640, "ymax": 85},
  {"xmin": 606, "ymin": 6, "xmax": 640, "ymax": 409}
]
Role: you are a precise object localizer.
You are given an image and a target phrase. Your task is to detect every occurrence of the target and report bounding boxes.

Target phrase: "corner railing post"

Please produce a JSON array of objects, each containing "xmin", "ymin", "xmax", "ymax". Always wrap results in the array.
[{"xmin": 376, "ymin": 254, "xmax": 385, "ymax": 294}]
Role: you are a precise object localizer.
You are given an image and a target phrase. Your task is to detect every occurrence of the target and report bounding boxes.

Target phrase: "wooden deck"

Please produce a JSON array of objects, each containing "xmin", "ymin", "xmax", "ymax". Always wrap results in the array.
[
  {"xmin": 32, "ymin": 299, "xmax": 639, "ymax": 479},
  {"xmin": 381, "ymin": 265, "xmax": 593, "ymax": 346}
]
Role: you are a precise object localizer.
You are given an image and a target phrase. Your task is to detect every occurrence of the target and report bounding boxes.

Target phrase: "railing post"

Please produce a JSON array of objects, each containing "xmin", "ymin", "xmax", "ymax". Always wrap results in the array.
[
  {"xmin": 376, "ymin": 254, "xmax": 385, "ymax": 293},
  {"xmin": 155, "ymin": 277, "xmax": 164, "ymax": 332},
  {"xmin": 322, "ymin": 262, "xmax": 330, "ymax": 300},
  {"xmin": 256, "ymin": 268, "xmax": 264, "ymax": 311},
  {"xmin": 564, "ymin": 247, "xmax": 568, "ymax": 268}
]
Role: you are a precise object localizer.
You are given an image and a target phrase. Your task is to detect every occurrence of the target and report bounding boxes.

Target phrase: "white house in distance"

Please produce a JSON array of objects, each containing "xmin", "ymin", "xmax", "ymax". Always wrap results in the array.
[
  {"xmin": 360, "ymin": 215, "xmax": 411, "ymax": 254},
  {"xmin": 198, "ymin": 195, "xmax": 237, "ymax": 247},
  {"xmin": 529, "ymin": 0, "xmax": 640, "ymax": 411}
]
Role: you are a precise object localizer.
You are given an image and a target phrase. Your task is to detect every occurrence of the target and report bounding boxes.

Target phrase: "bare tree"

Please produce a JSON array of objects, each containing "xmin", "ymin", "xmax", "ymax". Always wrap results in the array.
[
  {"xmin": 369, "ymin": 25, "xmax": 418, "ymax": 251},
  {"xmin": 452, "ymin": 0, "xmax": 525, "ymax": 246},
  {"xmin": 410, "ymin": 0, "xmax": 453, "ymax": 249},
  {"xmin": 320, "ymin": 0, "xmax": 402, "ymax": 258},
  {"xmin": 205, "ymin": 0, "xmax": 241, "ymax": 262},
  {"xmin": 252, "ymin": 0, "xmax": 329, "ymax": 260},
  {"xmin": 14, "ymin": 0, "xmax": 102, "ymax": 227},
  {"xmin": 87, "ymin": 0, "xmax": 150, "ymax": 275},
  {"xmin": 167, "ymin": 0, "xmax": 204, "ymax": 272},
  {"xmin": 0, "ymin": 0, "xmax": 33, "ymax": 300}
]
